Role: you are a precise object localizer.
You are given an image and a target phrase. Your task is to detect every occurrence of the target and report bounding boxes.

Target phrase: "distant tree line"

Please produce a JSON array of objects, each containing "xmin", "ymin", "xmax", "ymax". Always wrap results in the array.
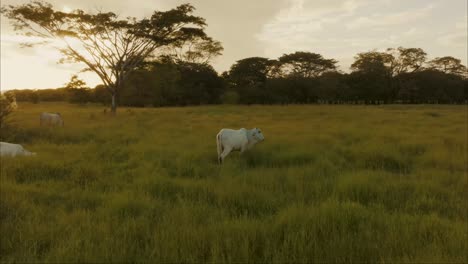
[
  {"xmin": 2, "ymin": 2, "xmax": 466, "ymax": 109},
  {"xmin": 224, "ymin": 48, "xmax": 467, "ymax": 105},
  {"xmin": 5, "ymin": 47, "xmax": 468, "ymax": 106}
]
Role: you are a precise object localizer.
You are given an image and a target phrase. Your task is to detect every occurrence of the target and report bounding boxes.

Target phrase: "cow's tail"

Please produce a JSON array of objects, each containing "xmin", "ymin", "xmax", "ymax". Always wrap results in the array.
[{"xmin": 216, "ymin": 132, "xmax": 223, "ymax": 163}]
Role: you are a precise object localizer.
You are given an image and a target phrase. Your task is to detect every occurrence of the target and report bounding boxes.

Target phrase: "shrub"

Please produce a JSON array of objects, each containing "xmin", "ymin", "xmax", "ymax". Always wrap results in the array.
[{"xmin": 0, "ymin": 93, "xmax": 17, "ymax": 128}]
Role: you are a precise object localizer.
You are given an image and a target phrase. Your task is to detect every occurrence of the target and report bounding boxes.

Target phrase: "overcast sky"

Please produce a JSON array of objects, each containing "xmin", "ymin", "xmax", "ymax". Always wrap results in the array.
[{"xmin": 1, "ymin": 0, "xmax": 466, "ymax": 90}]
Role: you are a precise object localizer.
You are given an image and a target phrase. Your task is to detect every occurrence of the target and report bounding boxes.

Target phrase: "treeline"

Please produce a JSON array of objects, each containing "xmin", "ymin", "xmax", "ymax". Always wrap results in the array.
[
  {"xmin": 6, "ymin": 87, "xmax": 108, "ymax": 104},
  {"xmin": 6, "ymin": 47, "xmax": 468, "ymax": 106}
]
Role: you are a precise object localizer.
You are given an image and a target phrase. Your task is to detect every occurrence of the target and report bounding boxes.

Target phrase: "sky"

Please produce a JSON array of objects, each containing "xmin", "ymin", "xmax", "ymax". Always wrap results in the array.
[{"xmin": 1, "ymin": 0, "xmax": 466, "ymax": 90}]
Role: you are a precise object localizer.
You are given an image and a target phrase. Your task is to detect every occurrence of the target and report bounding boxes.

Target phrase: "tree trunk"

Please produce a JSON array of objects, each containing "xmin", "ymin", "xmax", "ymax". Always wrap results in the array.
[{"xmin": 111, "ymin": 93, "xmax": 117, "ymax": 115}]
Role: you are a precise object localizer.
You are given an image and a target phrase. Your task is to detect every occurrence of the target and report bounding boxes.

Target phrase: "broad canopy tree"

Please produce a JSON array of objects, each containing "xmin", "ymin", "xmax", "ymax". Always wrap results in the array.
[
  {"xmin": 349, "ymin": 51, "xmax": 395, "ymax": 102},
  {"xmin": 428, "ymin": 56, "xmax": 467, "ymax": 76},
  {"xmin": 1, "ymin": 0, "xmax": 221, "ymax": 114},
  {"xmin": 352, "ymin": 47, "xmax": 428, "ymax": 77},
  {"xmin": 117, "ymin": 58, "xmax": 224, "ymax": 107},
  {"xmin": 225, "ymin": 57, "xmax": 276, "ymax": 104},
  {"xmin": 351, "ymin": 51, "xmax": 394, "ymax": 75},
  {"xmin": 278, "ymin": 52, "xmax": 338, "ymax": 78},
  {"xmin": 227, "ymin": 57, "xmax": 276, "ymax": 86},
  {"xmin": 386, "ymin": 47, "xmax": 427, "ymax": 75}
]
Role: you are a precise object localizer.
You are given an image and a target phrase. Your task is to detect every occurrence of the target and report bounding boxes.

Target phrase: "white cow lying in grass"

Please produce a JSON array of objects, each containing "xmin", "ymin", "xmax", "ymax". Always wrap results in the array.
[
  {"xmin": 0, "ymin": 142, "xmax": 36, "ymax": 157},
  {"xmin": 216, "ymin": 128, "xmax": 265, "ymax": 164},
  {"xmin": 40, "ymin": 112, "xmax": 64, "ymax": 127}
]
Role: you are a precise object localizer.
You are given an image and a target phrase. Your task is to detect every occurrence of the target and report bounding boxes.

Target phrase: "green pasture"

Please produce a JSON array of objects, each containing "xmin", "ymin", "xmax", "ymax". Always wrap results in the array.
[{"xmin": 1, "ymin": 103, "xmax": 466, "ymax": 262}]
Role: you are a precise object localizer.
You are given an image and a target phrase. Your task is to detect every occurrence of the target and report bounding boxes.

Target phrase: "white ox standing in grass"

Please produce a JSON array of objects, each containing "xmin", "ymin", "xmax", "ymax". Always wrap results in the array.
[
  {"xmin": 0, "ymin": 142, "xmax": 36, "ymax": 157},
  {"xmin": 40, "ymin": 112, "xmax": 64, "ymax": 127},
  {"xmin": 216, "ymin": 128, "xmax": 265, "ymax": 164}
]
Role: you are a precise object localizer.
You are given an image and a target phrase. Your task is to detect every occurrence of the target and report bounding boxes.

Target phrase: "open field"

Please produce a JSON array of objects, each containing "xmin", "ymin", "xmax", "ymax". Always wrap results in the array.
[{"xmin": 1, "ymin": 103, "xmax": 467, "ymax": 262}]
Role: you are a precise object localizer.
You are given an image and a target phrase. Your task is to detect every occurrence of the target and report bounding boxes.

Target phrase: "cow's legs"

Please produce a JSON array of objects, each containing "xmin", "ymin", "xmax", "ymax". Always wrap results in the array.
[
  {"xmin": 220, "ymin": 147, "xmax": 232, "ymax": 164},
  {"xmin": 216, "ymin": 135, "xmax": 223, "ymax": 164},
  {"xmin": 240, "ymin": 144, "xmax": 248, "ymax": 154}
]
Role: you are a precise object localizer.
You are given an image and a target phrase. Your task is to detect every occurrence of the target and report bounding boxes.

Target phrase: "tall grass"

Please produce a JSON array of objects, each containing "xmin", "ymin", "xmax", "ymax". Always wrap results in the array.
[{"xmin": 1, "ymin": 103, "xmax": 467, "ymax": 262}]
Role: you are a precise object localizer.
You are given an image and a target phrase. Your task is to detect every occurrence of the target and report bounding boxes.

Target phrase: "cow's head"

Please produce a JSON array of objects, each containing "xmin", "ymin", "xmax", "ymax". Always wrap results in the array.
[{"xmin": 252, "ymin": 128, "xmax": 265, "ymax": 142}]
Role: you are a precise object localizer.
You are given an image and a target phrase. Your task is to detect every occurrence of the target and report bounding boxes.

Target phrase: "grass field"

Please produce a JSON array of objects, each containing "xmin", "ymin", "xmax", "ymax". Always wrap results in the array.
[{"xmin": 1, "ymin": 103, "xmax": 467, "ymax": 263}]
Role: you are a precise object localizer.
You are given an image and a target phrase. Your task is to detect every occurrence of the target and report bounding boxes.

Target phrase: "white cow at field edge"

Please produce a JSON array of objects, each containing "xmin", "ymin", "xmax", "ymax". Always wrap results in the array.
[
  {"xmin": 216, "ymin": 128, "xmax": 265, "ymax": 164},
  {"xmin": 40, "ymin": 112, "xmax": 64, "ymax": 126},
  {"xmin": 0, "ymin": 142, "xmax": 36, "ymax": 157}
]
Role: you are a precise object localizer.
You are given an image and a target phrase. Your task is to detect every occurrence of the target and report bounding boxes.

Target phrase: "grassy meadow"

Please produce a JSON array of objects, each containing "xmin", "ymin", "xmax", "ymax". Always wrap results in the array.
[{"xmin": 0, "ymin": 103, "xmax": 467, "ymax": 263}]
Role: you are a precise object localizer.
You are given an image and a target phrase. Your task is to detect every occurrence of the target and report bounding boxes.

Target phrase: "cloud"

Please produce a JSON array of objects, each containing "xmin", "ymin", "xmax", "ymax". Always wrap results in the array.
[
  {"xmin": 346, "ymin": 4, "xmax": 435, "ymax": 30},
  {"xmin": 256, "ymin": 1, "xmax": 451, "ymax": 59},
  {"xmin": 437, "ymin": 33, "xmax": 467, "ymax": 48},
  {"xmin": 258, "ymin": 0, "xmax": 369, "ymax": 40},
  {"xmin": 255, "ymin": 0, "xmax": 457, "ymax": 72},
  {"xmin": 256, "ymin": 0, "xmax": 375, "ymax": 58},
  {"xmin": 455, "ymin": 16, "xmax": 467, "ymax": 30},
  {"xmin": 437, "ymin": 16, "xmax": 467, "ymax": 48}
]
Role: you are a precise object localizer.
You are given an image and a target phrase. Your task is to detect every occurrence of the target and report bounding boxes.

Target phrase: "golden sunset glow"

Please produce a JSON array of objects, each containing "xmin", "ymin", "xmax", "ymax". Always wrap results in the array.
[
  {"xmin": 62, "ymin": 5, "xmax": 72, "ymax": 13},
  {"xmin": 1, "ymin": 0, "xmax": 467, "ymax": 90}
]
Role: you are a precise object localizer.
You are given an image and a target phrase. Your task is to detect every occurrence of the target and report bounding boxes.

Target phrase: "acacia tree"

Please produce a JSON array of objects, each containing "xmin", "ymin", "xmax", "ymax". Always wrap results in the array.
[
  {"xmin": 386, "ymin": 47, "xmax": 427, "ymax": 75},
  {"xmin": 350, "ymin": 51, "xmax": 394, "ymax": 74},
  {"xmin": 428, "ymin": 56, "xmax": 467, "ymax": 76},
  {"xmin": 278, "ymin": 52, "xmax": 338, "ymax": 78},
  {"xmin": 227, "ymin": 57, "xmax": 276, "ymax": 86},
  {"xmin": 1, "ymin": 1, "xmax": 219, "ymax": 114},
  {"xmin": 350, "ymin": 51, "xmax": 395, "ymax": 102},
  {"xmin": 225, "ymin": 57, "xmax": 276, "ymax": 104},
  {"xmin": 65, "ymin": 75, "xmax": 87, "ymax": 89},
  {"xmin": 64, "ymin": 75, "xmax": 92, "ymax": 104}
]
